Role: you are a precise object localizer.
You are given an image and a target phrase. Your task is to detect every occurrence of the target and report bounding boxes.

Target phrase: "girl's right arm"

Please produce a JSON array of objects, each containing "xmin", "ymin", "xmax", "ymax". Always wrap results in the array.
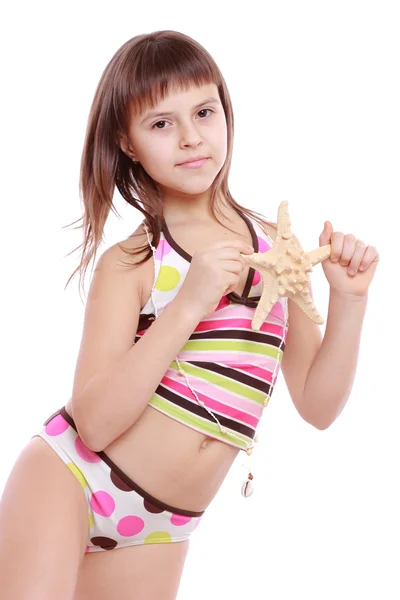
[
  {"xmin": 70, "ymin": 233, "xmax": 253, "ymax": 453},
  {"xmin": 70, "ymin": 242, "xmax": 201, "ymax": 453}
]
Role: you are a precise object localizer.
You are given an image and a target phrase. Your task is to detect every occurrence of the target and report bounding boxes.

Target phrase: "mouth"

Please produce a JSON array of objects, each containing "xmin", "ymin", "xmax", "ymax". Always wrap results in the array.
[{"xmin": 176, "ymin": 157, "xmax": 209, "ymax": 168}]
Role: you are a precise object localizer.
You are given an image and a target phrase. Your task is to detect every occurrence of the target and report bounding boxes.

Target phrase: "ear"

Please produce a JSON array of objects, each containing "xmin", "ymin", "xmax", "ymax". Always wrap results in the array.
[{"xmin": 119, "ymin": 134, "xmax": 136, "ymax": 160}]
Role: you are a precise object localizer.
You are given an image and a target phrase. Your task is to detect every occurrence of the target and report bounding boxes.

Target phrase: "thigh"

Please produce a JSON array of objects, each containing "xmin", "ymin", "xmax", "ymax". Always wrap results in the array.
[
  {"xmin": 0, "ymin": 436, "xmax": 89, "ymax": 600},
  {"xmin": 74, "ymin": 539, "xmax": 190, "ymax": 600}
]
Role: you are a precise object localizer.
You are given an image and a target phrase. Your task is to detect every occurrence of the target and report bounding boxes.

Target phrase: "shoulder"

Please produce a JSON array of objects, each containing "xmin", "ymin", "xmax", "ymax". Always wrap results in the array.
[
  {"xmin": 93, "ymin": 221, "xmax": 153, "ymax": 307},
  {"xmin": 98, "ymin": 221, "xmax": 151, "ymax": 271}
]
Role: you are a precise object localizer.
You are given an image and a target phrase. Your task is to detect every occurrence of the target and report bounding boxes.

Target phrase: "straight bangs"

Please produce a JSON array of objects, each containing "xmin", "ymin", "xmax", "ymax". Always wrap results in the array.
[{"xmin": 114, "ymin": 35, "xmax": 223, "ymax": 139}]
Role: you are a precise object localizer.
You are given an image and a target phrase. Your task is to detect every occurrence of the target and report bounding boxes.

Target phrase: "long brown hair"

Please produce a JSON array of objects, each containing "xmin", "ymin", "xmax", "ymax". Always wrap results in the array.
[{"xmin": 64, "ymin": 30, "xmax": 273, "ymax": 300}]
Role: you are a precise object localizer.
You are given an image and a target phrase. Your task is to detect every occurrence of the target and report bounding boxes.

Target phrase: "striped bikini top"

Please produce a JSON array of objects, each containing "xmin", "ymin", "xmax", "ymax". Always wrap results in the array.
[{"xmin": 135, "ymin": 209, "xmax": 289, "ymax": 452}]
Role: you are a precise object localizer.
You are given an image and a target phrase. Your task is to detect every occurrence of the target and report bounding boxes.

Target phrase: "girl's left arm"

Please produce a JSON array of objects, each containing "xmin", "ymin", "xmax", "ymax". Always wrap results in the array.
[{"xmin": 274, "ymin": 221, "xmax": 379, "ymax": 430}]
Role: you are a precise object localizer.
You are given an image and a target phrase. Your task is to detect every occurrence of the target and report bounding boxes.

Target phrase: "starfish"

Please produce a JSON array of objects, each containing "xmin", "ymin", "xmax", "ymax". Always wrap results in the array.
[{"xmin": 241, "ymin": 201, "xmax": 332, "ymax": 331}]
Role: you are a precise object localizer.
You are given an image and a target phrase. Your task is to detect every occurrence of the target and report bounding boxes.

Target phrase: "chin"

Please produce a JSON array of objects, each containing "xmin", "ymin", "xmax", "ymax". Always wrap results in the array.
[{"xmin": 166, "ymin": 176, "xmax": 216, "ymax": 195}]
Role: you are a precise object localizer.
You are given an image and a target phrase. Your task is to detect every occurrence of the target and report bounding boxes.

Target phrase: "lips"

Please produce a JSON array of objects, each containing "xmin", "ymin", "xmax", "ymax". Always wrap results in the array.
[{"xmin": 177, "ymin": 156, "xmax": 209, "ymax": 165}]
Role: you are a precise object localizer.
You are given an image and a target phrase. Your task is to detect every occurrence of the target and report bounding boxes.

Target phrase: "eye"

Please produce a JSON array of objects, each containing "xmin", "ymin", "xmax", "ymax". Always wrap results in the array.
[{"xmin": 151, "ymin": 108, "xmax": 214, "ymax": 130}]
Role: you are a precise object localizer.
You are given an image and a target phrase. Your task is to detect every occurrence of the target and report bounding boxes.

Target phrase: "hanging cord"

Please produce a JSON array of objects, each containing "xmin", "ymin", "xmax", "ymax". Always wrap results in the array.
[{"xmin": 143, "ymin": 221, "xmax": 289, "ymax": 491}]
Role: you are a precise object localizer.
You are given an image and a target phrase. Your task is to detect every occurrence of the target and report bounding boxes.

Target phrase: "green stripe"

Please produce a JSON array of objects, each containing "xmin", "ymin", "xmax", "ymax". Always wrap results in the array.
[
  {"xmin": 170, "ymin": 361, "xmax": 266, "ymax": 405},
  {"xmin": 183, "ymin": 339, "xmax": 283, "ymax": 361},
  {"xmin": 148, "ymin": 394, "xmax": 251, "ymax": 449}
]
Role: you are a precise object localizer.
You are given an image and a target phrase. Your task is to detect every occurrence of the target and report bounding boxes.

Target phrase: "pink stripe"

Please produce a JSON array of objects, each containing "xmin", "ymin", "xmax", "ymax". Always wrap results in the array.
[
  {"xmin": 162, "ymin": 376, "xmax": 259, "ymax": 427},
  {"xmin": 212, "ymin": 301, "xmax": 287, "ymax": 323},
  {"xmin": 195, "ymin": 318, "xmax": 285, "ymax": 338},
  {"xmin": 166, "ymin": 370, "xmax": 264, "ymax": 418},
  {"xmin": 227, "ymin": 364, "xmax": 274, "ymax": 383},
  {"xmin": 177, "ymin": 351, "xmax": 280, "ymax": 372}
]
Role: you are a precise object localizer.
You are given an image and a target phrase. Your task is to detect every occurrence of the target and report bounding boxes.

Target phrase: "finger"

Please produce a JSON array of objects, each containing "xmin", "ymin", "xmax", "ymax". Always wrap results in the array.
[
  {"xmin": 339, "ymin": 234, "xmax": 357, "ymax": 267},
  {"xmin": 359, "ymin": 246, "xmax": 379, "ymax": 271},
  {"xmin": 217, "ymin": 248, "xmax": 250, "ymax": 265},
  {"xmin": 219, "ymin": 259, "xmax": 247, "ymax": 273},
  {"xmin": 330, "ymin": 231, "xmax": 344, "ymax": 262},
  {"xmin": 347, "ymin": 240, "xmax": 366, "ymax": 275},
  {"xmin": 213, "ymin": 239, "xmax": 254, "ymax": 253},
  {"xmin": 319, "ymin": 221, "xmax": 333, "ymax": 246}
]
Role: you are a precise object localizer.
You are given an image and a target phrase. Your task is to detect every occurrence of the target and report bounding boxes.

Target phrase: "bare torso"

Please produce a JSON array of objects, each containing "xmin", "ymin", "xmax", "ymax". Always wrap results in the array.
[{"xmin": 65, "ymin": 210, "xmax": 275, "ymax": 513}]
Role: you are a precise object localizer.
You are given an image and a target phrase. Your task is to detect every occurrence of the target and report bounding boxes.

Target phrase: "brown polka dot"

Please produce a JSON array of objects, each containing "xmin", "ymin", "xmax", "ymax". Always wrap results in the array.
[
  {"xmin": 90, "ymin": 536, "xmax": 118, "ymax": 550},
  {"xmin": 110, "ymin": 469, "xmax": 133, "ymax": 492},
  {"xmin": 143, "ymin": 499, "xmax": 164, "ymax": 514}
]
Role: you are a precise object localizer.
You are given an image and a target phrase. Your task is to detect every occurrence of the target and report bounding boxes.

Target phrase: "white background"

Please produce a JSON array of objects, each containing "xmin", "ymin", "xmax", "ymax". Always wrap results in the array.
[{"xmin": 1, "ymin": 1, "xmax": 399, "ymax": 598}]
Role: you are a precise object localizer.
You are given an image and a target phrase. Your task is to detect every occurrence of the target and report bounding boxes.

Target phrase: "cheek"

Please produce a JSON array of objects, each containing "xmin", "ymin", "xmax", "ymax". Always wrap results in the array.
[
  {"xmin": 213, "ymin": 119, "xmax": 228, "ymax": 156},
  {"xmin": 140, "ymin": 139, "xmax": 172, "ymax": 176}
]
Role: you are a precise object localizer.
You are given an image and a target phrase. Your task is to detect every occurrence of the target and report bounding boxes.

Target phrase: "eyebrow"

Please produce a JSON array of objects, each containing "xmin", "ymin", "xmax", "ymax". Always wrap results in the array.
[{"xmin": 140, "ymin": 97, "xmax": 220, "ymax": 124}]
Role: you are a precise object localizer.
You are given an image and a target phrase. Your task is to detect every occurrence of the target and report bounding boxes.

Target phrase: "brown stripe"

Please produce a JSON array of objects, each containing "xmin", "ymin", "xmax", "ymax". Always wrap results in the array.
[
  {"xmin": 156, "ymin": 384, "xmax": 256, "ymax": 439},
  {"xmin": 187, "ymin": 361, "xmax": 272, "ymax": 395}
]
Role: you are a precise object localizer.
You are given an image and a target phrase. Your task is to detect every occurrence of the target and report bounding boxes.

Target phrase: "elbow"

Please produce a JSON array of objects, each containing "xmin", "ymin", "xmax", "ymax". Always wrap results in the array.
[
  {"xmin": 70, "ymin": 396, "xmax": 103, "ymax": 453},
  {"xmin": 312, "ymin": 420, "xmax": 332, "ymax": 431},
  {"xmin": 79, "ymin": 423, "xmax": 104, "ymax": 453},
  {"xmin": 298, "ymin": 402, "xmax": 335, "ymax": 431}
]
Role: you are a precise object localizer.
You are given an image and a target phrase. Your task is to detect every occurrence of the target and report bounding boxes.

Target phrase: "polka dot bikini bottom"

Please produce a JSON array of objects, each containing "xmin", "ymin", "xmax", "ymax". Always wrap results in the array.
[{"xmin": 32, "ymin": 407, "xmax": 204, "ymax": 552}]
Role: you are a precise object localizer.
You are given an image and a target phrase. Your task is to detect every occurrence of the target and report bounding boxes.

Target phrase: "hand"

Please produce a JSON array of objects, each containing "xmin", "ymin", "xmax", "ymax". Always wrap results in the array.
[
  {"xmin": 176, "ymin": 239, "xmax": 254, "ymax": 319},
  {"xmin": 319, "ymin": 221, "xmax": 380, "ymax": 297}
]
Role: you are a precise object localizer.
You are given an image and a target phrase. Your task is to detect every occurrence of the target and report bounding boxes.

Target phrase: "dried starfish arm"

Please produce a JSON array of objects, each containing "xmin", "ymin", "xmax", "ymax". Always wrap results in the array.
[
  {"xmin": 277, "ymin": 201, "xmax": 293, "ymax": 240},
  {"xmin": 306, "ymin": 246, "xmax": 332, "ymax": 267},
  {"xmin": 286, "ymin": 287, "xmax": 325, "ymax": 324},
  {"xmin": 251, "ymin": 270, "xmax": 281, "ymax": 331}
]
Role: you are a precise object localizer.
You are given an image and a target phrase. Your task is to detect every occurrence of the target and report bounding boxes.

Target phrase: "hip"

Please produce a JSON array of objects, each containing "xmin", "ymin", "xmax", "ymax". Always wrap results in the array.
[{"xmin": 65, "ymin": 403, "xmax": 240, "ymax": 513}]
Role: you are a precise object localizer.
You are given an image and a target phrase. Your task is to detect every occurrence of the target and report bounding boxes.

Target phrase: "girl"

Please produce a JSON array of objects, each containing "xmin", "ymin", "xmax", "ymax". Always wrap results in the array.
[{"xmin": 0, "ymin": 30, "xmax": 379, "ymax": 600}]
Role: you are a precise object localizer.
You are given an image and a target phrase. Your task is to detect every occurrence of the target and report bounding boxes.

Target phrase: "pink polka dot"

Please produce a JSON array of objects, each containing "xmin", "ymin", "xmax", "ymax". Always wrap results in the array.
[
  {"xmin": 155, "ymin": 239, "xmax": 172, "ymax": 260},
  {"xmin": 257, "ymin": 236, "xmax": 270, "ymax": 253},
  {"xmin": 75, "ymin": 437, "xmax": 102, "ymax": 463},
  {"xmin": 252, "ymin": 270, "xmax": 261, "ymax": 286},
  {"xmin": 45, "ymin": 414, "xmax": 69, "ymax": 436},
  {"xmin": 170, "ymin": 513, "xmax": 192, "ymax": 526},
  {"xmin": 90, "ymin": 491, "xmax": 115, "ymax": 517},
  {"xmin": 117, "ymin": 515, "xmax": 145, "ymax": 537}
]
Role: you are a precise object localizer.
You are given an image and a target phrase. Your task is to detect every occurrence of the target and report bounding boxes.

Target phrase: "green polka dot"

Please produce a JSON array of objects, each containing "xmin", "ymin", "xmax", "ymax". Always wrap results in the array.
[
  {"xmin": 144, "ymin": 531, "xmax": 172, "ymax": 544},
  {"xmin": 66, "ymin": 462, "xmax": 88, "ymax": 489},
  {"xmin": 88, "ymin": 513, "xmax": 94, "ymax": 530},
  {"xmin": 155, "ymin": 266, "xmax": 181, "ymax": 292}
]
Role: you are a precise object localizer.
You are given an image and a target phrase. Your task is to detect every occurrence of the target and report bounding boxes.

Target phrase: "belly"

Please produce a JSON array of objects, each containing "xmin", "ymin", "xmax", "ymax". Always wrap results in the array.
[{"xmin": 92, "ymin": 405, "xmax": 239, "ymax": 512}]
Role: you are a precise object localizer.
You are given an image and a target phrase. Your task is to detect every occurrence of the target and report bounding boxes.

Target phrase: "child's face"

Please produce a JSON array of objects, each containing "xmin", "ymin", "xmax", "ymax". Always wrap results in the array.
[{"xmin": 121, "ymin": 82, "xmax": 227, "ymax": 199}]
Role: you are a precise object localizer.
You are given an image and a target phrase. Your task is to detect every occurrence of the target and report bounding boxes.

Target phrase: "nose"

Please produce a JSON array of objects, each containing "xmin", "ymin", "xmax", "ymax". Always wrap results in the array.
[{"xmin": 178, "ymin": 119, "xmax": 203, "ymax": 147}]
